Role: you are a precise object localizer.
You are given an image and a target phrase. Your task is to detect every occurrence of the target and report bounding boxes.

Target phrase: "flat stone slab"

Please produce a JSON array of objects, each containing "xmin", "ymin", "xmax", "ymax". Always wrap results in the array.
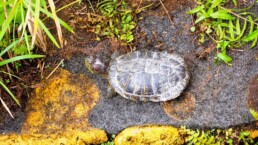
[{"xmin": 67, "ymin": 2, "xmax": 257, "ymax": 134}]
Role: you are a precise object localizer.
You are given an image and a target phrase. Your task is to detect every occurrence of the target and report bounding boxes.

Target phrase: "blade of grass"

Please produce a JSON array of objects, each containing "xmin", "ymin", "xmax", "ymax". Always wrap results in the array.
[
  {"xmin": 0, "ymin": 71, "xmax": 23, "ymax": 80},
  {"xmin": 27, "ymin": 1, "xmax": 73, "ymax": 33},
  {"xmin": 0, "ymin": 80, "xmax": 20, "ymax": 106},
  {"xmin": 228, "ymin": 20, "xmax": 234, "ymax": 39},
  {"xmin": 248, "ymin": 16, "xmax": 254, "ymax": 34},
  {"xmin": 0, "ymin": 54, "xmax": 45, "ymax": 66},
  {"xmin": 0, "ymin": 0, "xmax": 19, "ymax": 41},
  {"xmin": 56, "ymin": 0, "xmax": 82, "ymax": 14},
  {"xmin": 0, "ymin": 39, "xmax": 20, "ymax": 57},
  {"xmin": 37, "ymin": 19, "xmax": 60, "ymax": 48},
  {"xmin": 48, "ymin": 0, "xmax": 63, "ymax": 48},
  {"xmin": 251, "ymin": 37, "xmax": 258, "ymax": 48},
  {"xmin": 0, "ymin": 96, "xmax": 14, "ymax": 118},
  {"xmin": 236, "ymin": 18, "xmax": 240, "ymax": 35},
  {"xmin": 31, "ymin": 0, "xmax": 40, "ymax": 48},
  {"xmin": 243, "ymin": 29, "xmax": 258, "ymax": 42}
]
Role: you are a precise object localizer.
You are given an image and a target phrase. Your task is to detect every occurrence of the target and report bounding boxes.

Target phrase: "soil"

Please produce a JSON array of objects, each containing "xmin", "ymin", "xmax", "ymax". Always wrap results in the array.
[{"xmin": 0, "ymin": 0, "xmax": 258, "ymax": 136}]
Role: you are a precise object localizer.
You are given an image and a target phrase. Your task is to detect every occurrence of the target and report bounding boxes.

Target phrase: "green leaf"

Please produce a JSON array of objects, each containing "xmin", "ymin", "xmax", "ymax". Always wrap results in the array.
[
  {"xmin": 228, "ymin": 20, "xmax": 234, "ymax": 39},
  {"xmin": 236, "ymin": 18, "xmax": 241, "ymax": 35},
  {"xmin": 0, "ymin": 80, "xmax": 20, "ymax": 106},
  {"xmin": 251, "ymin": 37, "xmax": 258, "ymax": 48},
  {"xmin": 248, "ymin": 16, "xmax": 254, "ymax": 35},
  {"xmin": 0, "ymin": 1, "xmax": 20, "ymax": 41},
  {"xmin": 124, "ymin": 14, "xmax": 132, "ymax": 23},
  {"xmin": 187, "ymin": 5, "xmax": 204, "ymax": 14},
  {"xmin": 0, "ymin": 39, "xmax": 20, "ymax": 57},
  {"xmin": 235, "ymin": 19, "xmax": 247, "ymax": 40},
  {"xmin": 211, "ymin": 0, "xmax": 223, "ymax": 8},
  {"xmin": 38, "ymin": 19, "xmax": 60, "ymax": 48},
  {"xmin": 126, "ymin": 34, "xmax": 133, "ymax": 42},
  {"xmin": 243, "ymin": 29, "xmax": 258, "ymax": 42},
  {"xmin": 14, "ymin": 5, "xmax": 25, "ymax": 24},
  {"xmin": 31, "ymin": 0, "xmax": 40, "ymax": 48},
  {"xmin": 232, "ymin": 0, "xmax": 237, "ymax": 6},
  {"xmin": 27, "ymin": 1, "xmax": 74, "ymax": 33},
  {"xmin": 210, "ymin": 10, "xmax": 235, "ymax": 20},
  {"xmin": 0, "ymin": 54, "xmax": 45, "ymax": 66},
  {"xmin": 217, "ymin": 52, "xmax": 233, "ymax": 63},
  {"xmin": 195, "ymin": 15, "xmax": 208, "ymax": 24},
  {"xmin": 206, "ymin": 136, "xmax": 214, "ymax": 144},
  {"xmin": 250, "ymin": 109, "xmax": 258, "ymax": 120}
]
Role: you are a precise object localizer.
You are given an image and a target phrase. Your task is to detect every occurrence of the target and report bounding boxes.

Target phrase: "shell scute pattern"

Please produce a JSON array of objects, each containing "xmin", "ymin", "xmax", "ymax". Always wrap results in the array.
[{"xmin": 109, "ymin": 50, "xmax": 189, "ymax": 102}]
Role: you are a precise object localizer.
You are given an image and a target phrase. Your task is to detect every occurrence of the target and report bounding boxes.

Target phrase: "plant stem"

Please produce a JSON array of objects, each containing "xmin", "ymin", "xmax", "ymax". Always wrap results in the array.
[
  {"xmin": 219, "ymin": 6, "xmax": 258, "ymax": 26},
  {"xmin": 159, "ymin": 0, "xmax": 174, "ymax": 28}
]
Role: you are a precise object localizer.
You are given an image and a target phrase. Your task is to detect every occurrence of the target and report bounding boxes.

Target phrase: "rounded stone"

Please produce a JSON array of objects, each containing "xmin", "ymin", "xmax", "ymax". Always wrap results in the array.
[
  {"xmin": 0, "ymin": 69, "xmax": 108, "ymax": 144},
  {"xmin": 162, "ymin": 92, "xmax": 196, "ymax": 120},
  {"xmin": 109, "ymin": 50, "xmax": 189, "ymax": 102},
  {"xmin": 114, "ymin": 125, "xmax": 184, "ymax": 145}
]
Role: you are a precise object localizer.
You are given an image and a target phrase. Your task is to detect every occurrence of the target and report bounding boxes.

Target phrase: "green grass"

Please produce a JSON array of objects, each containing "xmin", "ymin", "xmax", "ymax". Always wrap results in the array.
[
  {"xmin": 182, "ymin": 127, "xmax": 254, "ymax": 145},
  {"xmin": 188, "ymin": 0, "xmax": 258, "ymax": 65},
  {"xmin": 86, "ymin": 0, "xmax": 148, "ymax": 45},
  {"xmin": 0, "ymin": 0, "xmax": 75, "ymax": 117}
]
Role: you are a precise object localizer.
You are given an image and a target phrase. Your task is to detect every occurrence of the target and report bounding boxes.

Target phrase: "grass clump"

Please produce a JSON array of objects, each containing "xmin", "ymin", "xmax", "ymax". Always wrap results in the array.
[
  {"xmin": 0, "ymin": 0, "xmax": 74, "ymax": 117},
  {"xmin": 182, "ymin": 127, "xmax": 254, "ymax": 145},
  {"xmin": 188, "ymin": 0, "xmax": 258, "ymax": 65}
]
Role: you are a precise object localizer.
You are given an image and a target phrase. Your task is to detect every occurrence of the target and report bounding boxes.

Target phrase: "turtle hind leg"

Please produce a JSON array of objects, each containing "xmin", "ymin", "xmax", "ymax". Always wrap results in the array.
[{"xmin": 106, "ymin": 86, "xmax": 117, "ymax": 98}]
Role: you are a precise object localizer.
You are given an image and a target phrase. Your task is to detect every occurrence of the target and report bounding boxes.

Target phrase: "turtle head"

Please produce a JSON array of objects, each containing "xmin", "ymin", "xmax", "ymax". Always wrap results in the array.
[{"xmin": 85, "ymin": 56, "xmax": 108, "ymax": 74}]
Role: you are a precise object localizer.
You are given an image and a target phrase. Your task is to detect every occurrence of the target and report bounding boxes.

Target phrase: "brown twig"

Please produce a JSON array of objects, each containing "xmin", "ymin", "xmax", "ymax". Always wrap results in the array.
[
  {"xmin": 46, "ymin": 59, "xmax": 64, "ymax": 79},
  {"xmin": 159, "ymin": 0, "xmax": 174, "ymax": 27}
]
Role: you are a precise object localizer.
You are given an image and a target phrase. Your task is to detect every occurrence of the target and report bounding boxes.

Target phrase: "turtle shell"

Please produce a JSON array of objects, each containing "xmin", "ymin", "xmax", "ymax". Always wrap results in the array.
[{"xmin": 108, "ymin": 50, "xmax": 189, "ymax": 102}]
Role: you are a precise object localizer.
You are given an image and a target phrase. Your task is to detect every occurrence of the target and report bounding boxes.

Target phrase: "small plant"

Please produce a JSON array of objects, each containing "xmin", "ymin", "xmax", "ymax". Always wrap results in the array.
[
  {"xmin": 188, "ymin": 0, "xmax": 258, "ymax": 65},
  {"xmin": 183, "ymin": 127, "xmax": 219, "ymax": 144},
  {"xmin": 101, "ymin": 134, "xmax": 115, "ymax": 145},
  {"xmin": 86, "ymin": 0, "xmax": 138, "ymax": 44},
  {"xmin": 250, "ymin": 109, "xmax": 258, "ymax": 120},
  {"xmin": 239, "ymin": 131, "xmax": 254, "ymax": 145},
  {"xmin": 0, "ymin": 0, "xmax": 74, "ymax": 117},
  {"xmin": 182, "ymin": 127, "xmax": 254, "ymax": 144}
]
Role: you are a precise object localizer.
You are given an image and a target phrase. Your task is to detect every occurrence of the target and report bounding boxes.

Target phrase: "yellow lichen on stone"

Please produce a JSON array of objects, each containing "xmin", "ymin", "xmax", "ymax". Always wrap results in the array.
[
  {"xmin": 0, "ymin": 129, "xmax": 107, "ymax": 145},
  {"xmin": 115, "ymin": 125, "xmax": 185, "ymax": 145},
  {"xmin": 11, "ymin": 68, "xmax": 108, "ymax": 144},
  {"xmin": 22, "ymin": 69, "xmax": 100, "ymax": 134}
]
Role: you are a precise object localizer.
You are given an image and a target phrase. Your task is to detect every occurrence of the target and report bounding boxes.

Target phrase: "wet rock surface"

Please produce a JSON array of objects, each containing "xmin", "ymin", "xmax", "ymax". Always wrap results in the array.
[
  {"xmin": 0, "ymin": 0, "xmax": 257, "ymax": 136},
  {"xmin": 85, "ymin": 1, "xmax": 258, "ymax": 133}
]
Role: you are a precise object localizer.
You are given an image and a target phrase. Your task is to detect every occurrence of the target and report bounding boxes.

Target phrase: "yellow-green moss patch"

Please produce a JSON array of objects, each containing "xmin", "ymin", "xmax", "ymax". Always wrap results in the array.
[
  {"xmin": 114, "ymin": 125, "xmax": 185, "ymax": 145},
  {"xmin": 0, "ymin": 130, "xmax": 107, "ymax": 145}
]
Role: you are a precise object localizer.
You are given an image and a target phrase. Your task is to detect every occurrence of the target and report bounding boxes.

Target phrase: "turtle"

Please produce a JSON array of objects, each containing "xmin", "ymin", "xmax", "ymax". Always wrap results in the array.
[{"xmin": 105, "ymin": 50, "xmax": 190, "ymax": 102}]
